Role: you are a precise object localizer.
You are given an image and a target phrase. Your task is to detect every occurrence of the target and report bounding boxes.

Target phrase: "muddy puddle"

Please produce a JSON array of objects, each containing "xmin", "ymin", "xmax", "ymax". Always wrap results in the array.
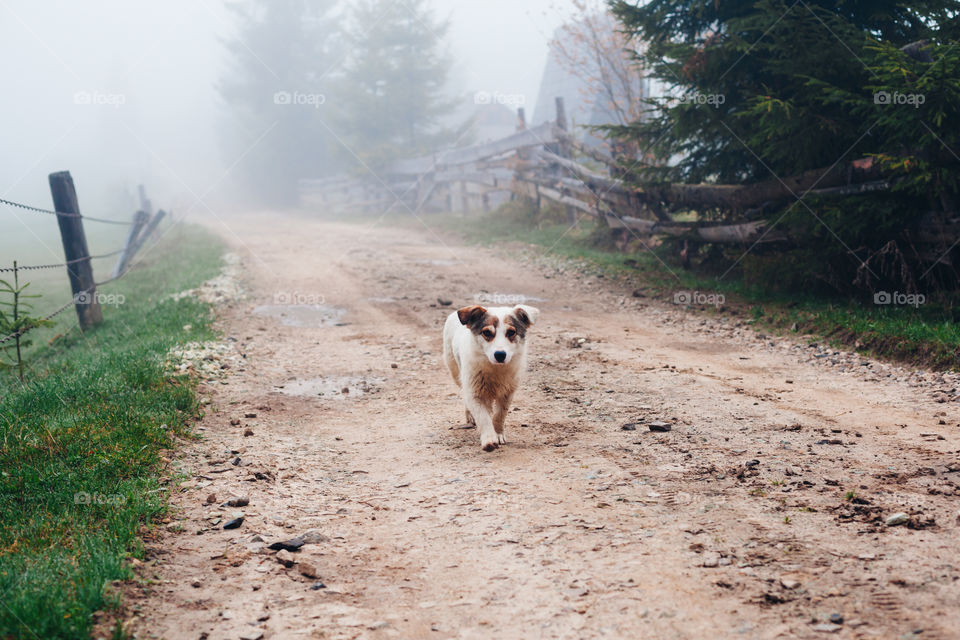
[
  {"xmin": 251, "ymin": 304, "xmax": 347, "ymax": 327},
  {"xmin": 274, "ymin": 375, "xmax": 384, "ymax": 399}
]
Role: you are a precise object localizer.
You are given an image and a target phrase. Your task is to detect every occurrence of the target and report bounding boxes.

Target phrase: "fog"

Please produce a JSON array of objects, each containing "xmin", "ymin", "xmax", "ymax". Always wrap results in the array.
[{"xmin": 0, "ymin": 0, "xmax": 571, "ymax": 221}]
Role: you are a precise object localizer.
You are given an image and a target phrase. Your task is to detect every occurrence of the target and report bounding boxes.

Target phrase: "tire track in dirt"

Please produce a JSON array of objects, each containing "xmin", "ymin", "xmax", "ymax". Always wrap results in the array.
[{"xmin": 129, "ymin": 215, "xmax": 960, "ymax": 640}]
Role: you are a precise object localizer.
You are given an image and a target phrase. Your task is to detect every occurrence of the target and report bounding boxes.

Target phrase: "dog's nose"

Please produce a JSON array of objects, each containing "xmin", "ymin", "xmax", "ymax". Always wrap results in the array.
[{"xmin": 494, "ymin": 350, "xmax": 507, "ymax": 363}]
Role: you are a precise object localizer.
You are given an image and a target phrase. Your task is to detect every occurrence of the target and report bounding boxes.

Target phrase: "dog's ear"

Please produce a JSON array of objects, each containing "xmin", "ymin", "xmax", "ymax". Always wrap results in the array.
[
  {"xmin": 513, "ymin": 305, "xmax": 539, "ymax": 327},
  {"xmin": 457, "ymin": 305, "xmax": 487, "ymax": 326}
]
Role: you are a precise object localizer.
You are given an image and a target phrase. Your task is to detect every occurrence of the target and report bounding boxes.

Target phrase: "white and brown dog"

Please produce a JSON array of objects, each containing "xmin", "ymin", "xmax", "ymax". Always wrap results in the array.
[{"xmin": 443, "ymin": 304, "xmax": 539, "ymax": 451}]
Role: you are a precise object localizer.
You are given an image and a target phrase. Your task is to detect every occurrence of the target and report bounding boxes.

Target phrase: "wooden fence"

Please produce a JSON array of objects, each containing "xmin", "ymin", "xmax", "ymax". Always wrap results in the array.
[
  {"xmin": 300, "ymin": 97, "xmax": 958, "ymax": 265},
  {"xmin": 0, "ymin": 173, "xmax": 167, "ymax": 351}
]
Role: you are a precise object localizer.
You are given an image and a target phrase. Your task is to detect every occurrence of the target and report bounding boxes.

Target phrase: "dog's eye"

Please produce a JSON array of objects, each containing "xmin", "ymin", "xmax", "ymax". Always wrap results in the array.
[
  {"xmin": 506, "ymin": 328, "xmax": 516, "ymax": 338},
  {"xmin": 481, "ymin": 328, "xmax": 495, "ymax": 339}
]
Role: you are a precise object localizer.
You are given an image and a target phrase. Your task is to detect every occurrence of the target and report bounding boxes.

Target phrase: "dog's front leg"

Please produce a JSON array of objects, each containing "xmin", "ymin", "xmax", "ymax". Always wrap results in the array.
[
  {"xmin": 493, "ymin": 391, "xmax": 514, "ymax": 445},
  {"xmin": 463, "ymin": 395, "xmax": 498, "ymax": 451}
]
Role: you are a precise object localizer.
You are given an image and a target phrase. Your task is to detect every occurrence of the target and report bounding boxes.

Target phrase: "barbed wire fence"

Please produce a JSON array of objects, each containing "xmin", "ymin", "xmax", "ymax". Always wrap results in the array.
[{"xmin": 0, "ymin": 172, "xmax": 168, "ymax": 358}]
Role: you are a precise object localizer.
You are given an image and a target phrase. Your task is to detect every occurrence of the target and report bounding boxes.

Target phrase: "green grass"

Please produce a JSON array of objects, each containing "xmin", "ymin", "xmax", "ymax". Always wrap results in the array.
[
  {"xmin": 415, "ymin": 201, "xmax": 960, "ymax": 370},
  {"xmin": 0, "ymin": 224, "xmax": 224, "ymax": 639},
  {"xmin": 0, "ymin": 211, "xmax": 135, "ymax": 360}
]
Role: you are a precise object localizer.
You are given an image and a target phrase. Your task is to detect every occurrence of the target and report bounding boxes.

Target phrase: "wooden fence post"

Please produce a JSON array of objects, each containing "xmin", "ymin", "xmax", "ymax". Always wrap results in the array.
[
  {"xmin": 137, "ymin": 184, "xmax": 153, "ymax": 216},
  {"xmin": 49, "ymin": 170, "xmax": 102, "ymax": 330},
  {"xmin": 555, "ymin": 97, "xmax": 568, "ymax": 149},
  {"xmin": 129, "ymin": 209, "xmax": 166, "ymax": 259},
  {"xmin": 113, "ymin": 210, "xmax": 149, "ymax": 277},
  {"xmin": 554, "ymin": 97, "xmax": 577, "ymax": 227}
]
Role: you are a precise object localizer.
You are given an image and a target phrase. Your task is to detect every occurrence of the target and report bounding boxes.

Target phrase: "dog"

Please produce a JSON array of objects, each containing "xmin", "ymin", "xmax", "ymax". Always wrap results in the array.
[{"xmin": 443, "ymin": 304, "xmax": 539, "ymax": 451}]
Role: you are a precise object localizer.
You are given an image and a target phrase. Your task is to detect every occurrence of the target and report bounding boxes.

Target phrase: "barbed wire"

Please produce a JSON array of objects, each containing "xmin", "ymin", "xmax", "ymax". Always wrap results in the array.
[
  {"xmin": 0, "ymin": 250, "xmax": 147, "ymax": 346},
  {"xmin": 0, "ymin": 296, "xmax": 76, "ymax": 346},
  {"xmin": 0, "ymin": 248, "xmax": 126, "ymax": 273},
  {"xmin": 0, "ymin": 196, "xmax": 132, "ymax": 226}
]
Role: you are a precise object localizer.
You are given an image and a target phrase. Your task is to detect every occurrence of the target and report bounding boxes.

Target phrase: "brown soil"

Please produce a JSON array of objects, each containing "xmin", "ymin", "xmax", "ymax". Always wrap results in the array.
[{"xmin": 129, "ymin": 214, "xmax": 960, "ymax": 640}]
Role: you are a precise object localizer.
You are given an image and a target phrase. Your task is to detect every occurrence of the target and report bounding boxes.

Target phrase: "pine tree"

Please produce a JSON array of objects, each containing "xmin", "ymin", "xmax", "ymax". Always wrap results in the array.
[
  {"xmin": 219, "ymin": 0, "xmax": 341, "ymax": 205},
  {"xmin": 334, "ymin": 0, "xmax": 455, "ymax": 170},
  {"xmin": 607, "ymin": 0, "xmax": 960, "ymax": 292}
]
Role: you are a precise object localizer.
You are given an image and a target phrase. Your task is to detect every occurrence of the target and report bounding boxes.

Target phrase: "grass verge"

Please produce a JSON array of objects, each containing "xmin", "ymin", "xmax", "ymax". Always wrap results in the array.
[
  {"xmin": 424, "ymin": 202, "xmax": 960, "ymax": 370},
  {"xmin": 0, "ymin": 224, "xmax": 224, "ymax": 639}
]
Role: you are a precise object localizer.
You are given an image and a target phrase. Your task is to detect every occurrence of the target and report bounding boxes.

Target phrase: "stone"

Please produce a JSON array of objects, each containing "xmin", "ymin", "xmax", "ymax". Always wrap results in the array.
[
  {"xmin": 243, "ymin": 428, "xmax": 254, "ymax": 437},
  {"xmin": 269, "ymin": 537, "xmax": 305, "ymax": 552},
  {"xmin": 301, "ymin": 530, "xmax": 330, "ymax": 545},
  {"xmin": 226, "ymin": 496, "xmax": 250, "ymax": 507},
  {"xmin": 648, "ymin": 421, "xmax": 672, "ymax": 432},
  {"xmin": 780, "ymin": 577, "xmax": 801, "ymax": 590},
  {"xmin": 621, "ymin": 423, "xmax": 637, "ymax": 431},
  {"xmin": 702, "ymin": 551, "xmax": 720, "ymax": 568},
  {"xmin": 205, "ymin": 493, "xmax": 217, "ymax": 504},
  {"xmin": 811, "ymin": 623, "xmax": 842, "ymax": 633},
  {"xmin": 276, "ymin": 550, "xmax": 295, "ymax": 567},
  {"xmin": 299, "ymin": 561, "xmax": 320, "ymax": 579},
  {"xmin": 885, "ymin": 512, "xmax": 908, "ymax": 526},
  {"xmin": 223, "ymin": 517, "xmax": 243, "ymax": 530},
  {"xmin": 828, "ymin": 613, "xmax": 843, "ymax": 625}
]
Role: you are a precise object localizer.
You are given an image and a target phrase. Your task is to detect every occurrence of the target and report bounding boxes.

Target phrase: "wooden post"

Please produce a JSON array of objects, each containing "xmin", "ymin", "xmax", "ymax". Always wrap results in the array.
[
  {"xmin": 49, "ymin": 171, "xmax": 102, "ymax": 329},
  {"xmin": 137, "ymin": 184, "xmax": 153, "ymax": 216},
  {"xmin": 554, "ymin": 97, "xmax": 577, "ymax": 227},
  {"xmin": 517, "ymin": 107, "xmax": 526, "ymax": 131},
  {"xmin": 555, "ymin": 97, "xmax": 568, "ymax": 139},
  {"xmin": 112, "ymin": 210, "xmax": 149, "ymax": 277},
  {"xmin": 129, "ymin": 209, "xmax": 166, "ymax": 259}
]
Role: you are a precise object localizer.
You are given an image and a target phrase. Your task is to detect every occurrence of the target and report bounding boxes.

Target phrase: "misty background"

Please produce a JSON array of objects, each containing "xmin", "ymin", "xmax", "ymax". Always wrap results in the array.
[{"xmin": 0, "ymin": 0, "xmax": 573, "ymax": 223}]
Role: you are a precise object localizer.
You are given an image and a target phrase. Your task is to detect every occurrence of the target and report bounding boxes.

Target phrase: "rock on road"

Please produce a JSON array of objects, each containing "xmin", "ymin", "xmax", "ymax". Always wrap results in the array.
[{"xmin": 132, "ymin": 213, "xmax": 960, "ymax": 640}]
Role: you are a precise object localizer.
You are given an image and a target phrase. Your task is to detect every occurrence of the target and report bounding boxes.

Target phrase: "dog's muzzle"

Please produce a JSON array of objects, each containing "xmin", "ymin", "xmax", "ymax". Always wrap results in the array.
[{"xmin": 494, "ymin": 350, "xmax": 507, "ymax": 363}]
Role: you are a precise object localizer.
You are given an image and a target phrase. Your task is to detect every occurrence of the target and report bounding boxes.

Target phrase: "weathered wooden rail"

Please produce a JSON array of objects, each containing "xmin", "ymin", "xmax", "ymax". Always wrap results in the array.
[{"xmin": 299, "ymin": 98, "xmax": 957, "ymax": 259}]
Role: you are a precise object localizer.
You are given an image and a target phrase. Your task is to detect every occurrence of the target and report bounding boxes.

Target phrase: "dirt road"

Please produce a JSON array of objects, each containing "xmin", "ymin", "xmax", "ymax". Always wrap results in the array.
[{"xmin": 132, "ymin": 213, "xmax": 960, "ymax": 640}]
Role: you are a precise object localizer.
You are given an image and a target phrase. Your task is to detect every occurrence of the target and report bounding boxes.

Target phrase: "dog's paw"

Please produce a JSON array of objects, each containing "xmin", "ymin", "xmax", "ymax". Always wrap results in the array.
[
  {"xmin": 497, "ymin": 433, "xmax": 507, "ymax": 445},
  {"xmin": 481, "ymin": 438, "xmax": 499, "ymax": 452}
]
